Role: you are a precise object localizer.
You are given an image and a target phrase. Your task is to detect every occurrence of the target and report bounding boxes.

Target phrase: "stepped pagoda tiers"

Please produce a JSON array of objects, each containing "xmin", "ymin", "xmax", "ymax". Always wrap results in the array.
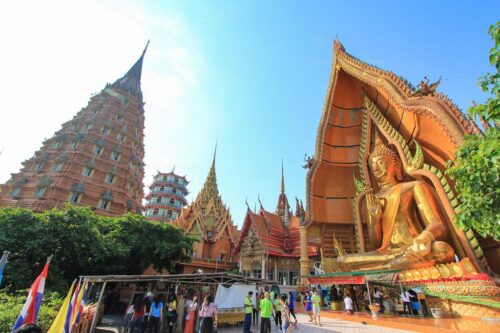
[
  {"xmin": 173, "ymin": 148, "xmax": 239, "ymax": 274},
  {"xmin": 234, "ymin": 163, "xmax": 317, "ymax": 285},
  {"xmin": 301, "ymin": 39, "xmax": 499, "ymax": 289},
  {"xmin": 144, "ymin": 170, "xmax": 189, "ymax": 222},
  {"xmin": 0, "ymin": 43, "xmax": 149, "ymax": 216}
]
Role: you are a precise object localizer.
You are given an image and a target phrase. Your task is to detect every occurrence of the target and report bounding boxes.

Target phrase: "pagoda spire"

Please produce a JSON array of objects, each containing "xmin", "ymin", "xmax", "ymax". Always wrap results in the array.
[
  {"xmin": 275, "ymin": 160, "xmax": 290, "ymax": 221},
  {"xmin": 281, "ymin": 159, "xmax": 285, "ymax": 193},
  {"xmin": 111, "ymin": 40, "xmax": 150, "ymax": 100},
  {"xmin": 196, "ymin": 143, "xmax": 219, "ymax": 205}
]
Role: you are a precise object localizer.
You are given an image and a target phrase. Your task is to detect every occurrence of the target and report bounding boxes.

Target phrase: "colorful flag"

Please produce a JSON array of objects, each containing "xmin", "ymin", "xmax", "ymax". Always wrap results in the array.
[
  {"xmin": 71, "ymin": 280, "xmax": 88, "ymax": 331},
  {"xmin": 47, "ymin": 280, "xmax": 76, "ymax": 333},
  {"xmin": 64, "ymin": 280, "xmax": 80, "ymax": 333},
  {"xmin": 11, "ymin": 256, "xmax": 51, "ymax": 332},
  {"xmin": 0, "ymin": 251, "xmax": 10, "ymax": 286}
]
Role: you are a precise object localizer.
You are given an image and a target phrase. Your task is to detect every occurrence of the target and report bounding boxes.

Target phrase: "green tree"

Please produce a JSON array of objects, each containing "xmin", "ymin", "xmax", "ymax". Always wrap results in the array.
[
  {"xmin": 468, "ymin": 22, "xmax": 500, "ymax": 124},
  {"xmin": 0, "ymin": 205, "xmax": 194, "ymax": 292},
  {"xmin": 447, "ymin": 22, "xmax": 500, "ymax": 240}
]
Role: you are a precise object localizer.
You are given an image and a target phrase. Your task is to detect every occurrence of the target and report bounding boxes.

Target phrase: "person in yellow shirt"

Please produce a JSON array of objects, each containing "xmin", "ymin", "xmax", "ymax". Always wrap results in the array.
[
  {"xmin": 259, "ymin": 292, "xmax": 272, "ymax": 333},
  {"xmin": 244, "ymin": 291, "xmax": 253, "ymax": 333},
  {"xmin": 311, "ymin": 289, "xmax": 321, "ymax": 327}
]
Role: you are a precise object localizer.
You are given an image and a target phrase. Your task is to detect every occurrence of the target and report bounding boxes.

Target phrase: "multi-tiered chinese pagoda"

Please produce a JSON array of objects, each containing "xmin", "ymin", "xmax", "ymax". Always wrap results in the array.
[
  {"xmin": 0, "ymin": 43, "xmax": 149, "ymax": 216},
  {"xmin": 144, "ymin": 170, "xmax": 189, "ymax": 222}
]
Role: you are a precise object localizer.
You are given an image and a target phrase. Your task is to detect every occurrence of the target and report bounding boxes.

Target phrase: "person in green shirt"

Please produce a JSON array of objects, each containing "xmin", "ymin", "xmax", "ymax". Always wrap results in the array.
[
  {"xmin": 273, "ymin": 293, "xmax": 282, "ymax": 330},
  {"xmin": 244, "ymin": 291, "xmax": 253, "ymax": 333},
  {"xmin": 311, "ymin": 289, "xmax": 322, "ymax": 327},
  {"xmin": 259, "ymin": 292, "xmax": 272, "ymax": 333}
]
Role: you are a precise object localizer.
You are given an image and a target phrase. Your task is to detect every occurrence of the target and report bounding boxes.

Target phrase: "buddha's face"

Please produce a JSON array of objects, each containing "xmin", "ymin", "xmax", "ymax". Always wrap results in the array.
[{"xmin": 369, "ymin": 155, "xmax": 388, "ymax": 180}]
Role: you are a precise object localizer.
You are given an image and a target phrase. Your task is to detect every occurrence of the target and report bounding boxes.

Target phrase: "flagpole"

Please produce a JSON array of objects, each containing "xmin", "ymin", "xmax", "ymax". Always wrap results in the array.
[{"xmin": 89, "ymin": 281, "xmax": 107, "ymax": 333}]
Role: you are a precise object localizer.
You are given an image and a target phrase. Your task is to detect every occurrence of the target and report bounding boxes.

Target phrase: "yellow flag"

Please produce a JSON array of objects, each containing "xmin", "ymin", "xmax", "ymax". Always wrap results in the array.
[{"xmin": 47, "ymin": 280, "xmax": 76, "ymax": 333}]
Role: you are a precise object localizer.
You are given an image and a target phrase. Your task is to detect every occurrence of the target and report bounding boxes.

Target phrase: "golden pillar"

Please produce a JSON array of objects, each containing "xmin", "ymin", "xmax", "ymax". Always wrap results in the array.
[{"xmin": 299, "ymin": 226, "xmax": 309, "ymax": 285}]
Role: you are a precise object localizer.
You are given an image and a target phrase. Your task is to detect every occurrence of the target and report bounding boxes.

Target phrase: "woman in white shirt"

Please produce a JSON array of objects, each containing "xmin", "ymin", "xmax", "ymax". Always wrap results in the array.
[{"xmin": 344, "ymin": 293, "xmax": 353, "ymax": 314}]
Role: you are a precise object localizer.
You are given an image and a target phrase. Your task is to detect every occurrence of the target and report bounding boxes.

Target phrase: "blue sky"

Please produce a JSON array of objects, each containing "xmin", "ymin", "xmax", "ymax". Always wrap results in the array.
[{"xmin": 0, "ymin": 1, "xmax": 497, "ymax": 226}]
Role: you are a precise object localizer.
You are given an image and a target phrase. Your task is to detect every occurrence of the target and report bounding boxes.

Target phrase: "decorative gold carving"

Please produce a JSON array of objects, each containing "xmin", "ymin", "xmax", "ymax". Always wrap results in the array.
[
  {"xmin": 353, "ymin": 175, "xmax": 367, "ymax": 193},
  {"xmin": 401, "ymin": 258, "xmax": 480, "ymax": 283},
  {"xmin": 427, "ymin": 299, "xmax": 500, "ymax": 319},
  {"xmin": 333, "ymin": 235, "xmax": 346, "ymax": 256},
  {"xmin": 409, "ymin": 76, "xmax": 441, "ymax": 97},
  {"xmin": 404, "ymin": 140, "xmax": 424, "ymax": 174}
]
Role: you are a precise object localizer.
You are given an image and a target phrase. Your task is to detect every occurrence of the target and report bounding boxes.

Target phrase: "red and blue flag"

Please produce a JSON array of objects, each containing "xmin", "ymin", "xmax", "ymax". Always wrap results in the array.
[{"xmin": 11, "ymin": 257, "xmax": 51, "ymax": 332}]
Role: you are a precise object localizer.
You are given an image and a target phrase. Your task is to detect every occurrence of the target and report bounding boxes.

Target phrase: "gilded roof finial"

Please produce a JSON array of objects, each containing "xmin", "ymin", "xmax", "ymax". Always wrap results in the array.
[
  {"xmin": 211, "ymin": 141, "xmax": 217, "ymax": 170},
  {"xmin": 281, "ymin": 159, "xmax": 285, "ymax": 194}
]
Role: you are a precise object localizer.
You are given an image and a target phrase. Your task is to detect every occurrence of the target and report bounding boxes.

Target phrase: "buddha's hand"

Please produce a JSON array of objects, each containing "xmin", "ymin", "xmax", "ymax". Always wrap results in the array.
[
  {"xmin": 412, "ymin": 231, "xmax": 433, "ymax": 257},
  {"xmin": 366, "ymin": 189, "xmax": 382, "ymax": 219}
]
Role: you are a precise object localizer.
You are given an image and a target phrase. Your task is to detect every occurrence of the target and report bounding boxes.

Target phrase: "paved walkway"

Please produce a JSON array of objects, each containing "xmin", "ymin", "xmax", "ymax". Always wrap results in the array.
[{"xmin": 218, "ymin": 313, "xmax": 413, "ymax": 333}]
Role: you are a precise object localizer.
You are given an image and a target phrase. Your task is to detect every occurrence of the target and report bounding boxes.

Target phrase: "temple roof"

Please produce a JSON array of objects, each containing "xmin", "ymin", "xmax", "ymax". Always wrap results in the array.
[
  {"xmin": 111, "ymin": 41, "xmax": 149, "ymax": 101},
  {"xmin": 234, "ymin": 208, "xmax": 316, "ymax": 258},
  {"xmin": 305, "ymin": 39, "xmax": 481, "ymax": 226},
  {"xmin": 174, "ymin": 145, "xmax": 238, "ymax": 244}
]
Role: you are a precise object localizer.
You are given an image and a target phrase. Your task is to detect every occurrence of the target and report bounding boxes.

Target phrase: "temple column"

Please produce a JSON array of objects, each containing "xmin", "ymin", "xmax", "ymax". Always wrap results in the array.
[
  {"xmin": 299, "ymin": 226, "xmax": 309, "ymax": 285},
  {"xmin": 274, "ymin": 259, "xmax": 278, "ymax": 283},
  {"xmin": 261, "ymin": 255, "xmax": 267, "ymax": 280}
]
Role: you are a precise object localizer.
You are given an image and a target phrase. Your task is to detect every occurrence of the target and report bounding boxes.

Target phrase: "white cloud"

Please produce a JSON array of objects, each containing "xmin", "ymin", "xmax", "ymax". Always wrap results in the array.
[{"xmin": 0, "ymin": 1, "xmax": 219, "ymax": 200}]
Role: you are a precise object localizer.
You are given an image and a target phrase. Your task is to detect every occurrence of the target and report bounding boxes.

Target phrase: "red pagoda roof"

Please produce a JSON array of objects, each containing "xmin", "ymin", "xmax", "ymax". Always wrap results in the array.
[{"xmin": 234, "ymin": 208, "xmax": 316, "ymax": 258}]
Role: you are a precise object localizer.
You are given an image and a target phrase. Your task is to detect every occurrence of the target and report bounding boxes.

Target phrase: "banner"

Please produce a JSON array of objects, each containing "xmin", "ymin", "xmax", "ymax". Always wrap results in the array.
[{"xmin": 308, "ymin": 275, "xmax": 365, "ymax": 285}]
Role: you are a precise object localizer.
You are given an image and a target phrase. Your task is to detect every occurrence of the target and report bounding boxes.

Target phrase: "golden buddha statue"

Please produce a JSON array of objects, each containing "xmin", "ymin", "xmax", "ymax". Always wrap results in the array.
[{"xmin": 337, "ymin": 135, "xmax": 455, "ymax": 271}]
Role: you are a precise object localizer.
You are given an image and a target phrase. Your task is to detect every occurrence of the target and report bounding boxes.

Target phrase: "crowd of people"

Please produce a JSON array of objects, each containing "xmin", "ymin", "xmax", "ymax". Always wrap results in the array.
[
  {"xmin": 298, "ymin": 284, "xmax": 421, "ymax": 317},
  {"xmin": 244, "ymin": 287, "xmax": 298, "ymax": 333},
  {"xmin": 119, "ymin": 290, "xmax": 216, "ymax": 333}
]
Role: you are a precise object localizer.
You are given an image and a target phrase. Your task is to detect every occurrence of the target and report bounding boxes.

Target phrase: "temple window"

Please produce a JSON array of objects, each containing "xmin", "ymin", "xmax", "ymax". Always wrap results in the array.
[
  {"xmin": 82, "ymin": 166, "xmax": 94, "ymax": 177},
  {"xmin": 156, "ymin": 196, "xmax": 161, "ymax": 203},
  {"xmin": 97, "ymin": 199, "xmax": 110, "ymax": 210},
  {"xmin": 93, "ymin": 145, "xmax": 104, "ymax": 155},
  {"xmin": 116, "ymin": 114, "xmax": 124, "ymax": 122},
  {"xmin": 169, "ymin": 198, "xmax": 175, "ymax": 205},
  {"xmin": 34, "ymin": 162, "xmax": 44, "ymax": 172},
  {"xmin": 71, "ymin": 141, "xmax": 79, "ymax": 149},
  {"xmin": 160, "ymin": 186, "xmax": 165, "ymax": 191},
  {"xmin": 71, "ymin": 123, "xmax": 78, "ymax": 131},
  {"xmin": 105, "ymin": 174, "xmax": 116, "ymax": 184},
  {"xmin": 110, "ymin": 151, "xmax": 120, "ymax": 161},
  {"xmin": 10, "ymin": 187, "xmax": 21, "ymax": 198},
  {"xmin": 53, "ymin": 141, "xmax": 63, "ymax": 149},
  {"xmin": 34, "ymin": 187, "xmax": 47, "ymax": 198},
  {"xmin": 117, "ymin": 133, "xmax": 126, "ymax": 141},
  {"xmin": 167, "ymin": 210, "xmax": 173, "ymax": 216},
  {"xmin": 54, "ymin": 162, "xmax": 64, "ymax": 172},
  {"xmin": 172, "ymin": 188, "xmax": 177, "ymax": 194},
  {"xmin": 86, "ymin": 123, "xmax": 93, "ymax": 130},
  {"xmin": 101, "ymin": 127, "xmax": 111, "ymax": 135},
  {"xmin": 68, "ymin": 191, "xmax": 82, "ymax": 204},
  {"xmin": 153, "ymin": 208, "xmax": 159, "ymax": 216}
]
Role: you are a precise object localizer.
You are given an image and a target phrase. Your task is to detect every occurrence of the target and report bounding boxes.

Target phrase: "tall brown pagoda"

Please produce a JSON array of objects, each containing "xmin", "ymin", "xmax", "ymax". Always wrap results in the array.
[
  {"xmin": 174, "ymin": 148, "xmax": 239, "ymax": 273},
  {"xmin": 0, "ymin": 43, "xmax": 149, "ymax": 216}
]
